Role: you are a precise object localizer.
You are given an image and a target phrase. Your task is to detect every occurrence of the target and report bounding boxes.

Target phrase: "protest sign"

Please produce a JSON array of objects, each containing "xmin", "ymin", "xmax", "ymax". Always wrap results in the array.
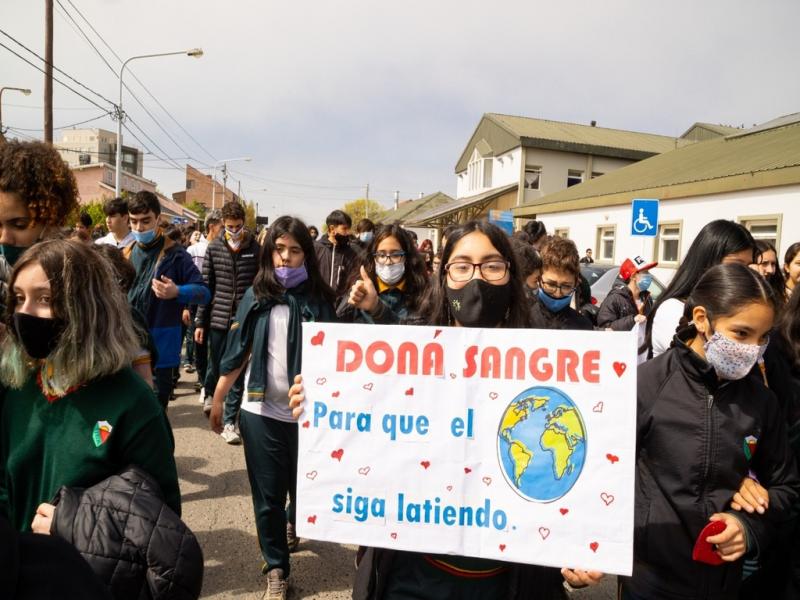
[{"xmin": 297, "ymin": 323, "xmax": 637, "ymax": 575}]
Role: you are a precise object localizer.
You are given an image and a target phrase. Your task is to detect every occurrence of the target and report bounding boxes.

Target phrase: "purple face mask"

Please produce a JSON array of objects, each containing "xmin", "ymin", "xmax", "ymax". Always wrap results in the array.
[{"xmin": 275, "ymin": 265, "xmax": 308, "ymax": 289}]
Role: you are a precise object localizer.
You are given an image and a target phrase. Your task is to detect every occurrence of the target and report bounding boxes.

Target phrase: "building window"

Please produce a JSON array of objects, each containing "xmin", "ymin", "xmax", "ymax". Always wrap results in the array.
[
  {"xmin": 78, "ymin": 153, "xmax": 91, "ymax": 165},
  {"xmin": 468, "ymin": 150, "xmax": 482, "ymax": 192},
  {"xmin": 591, "ymin": 171, "xmax": 604, "ymax": 179},
  {"xmin": 596, "ymin": 225, "xmax": 615, "ymax": 262},
  {"xmin": 524, "ymin": 167, "xmax": 541, "ymax": 190},
  {"xmin": 567, "ymin": 170, "xmax": 584, "ymax": 187},
  {"xmin": 186, "ymin": 179, "xmax": 195, "ymax": 190},
  {"xmin": 554, "ymin": 227, "xmax": 569, "ymax": 239},
  {"xmin": 483, "ymin": 158, "xmax": 493, "ymax": 189},
  {"xmin": 656, "ymin": 222, "xmax": 682, "ymax": 265},
  {"xmin": 740, "ymin": 216, "xmax": 781, "ymax": 249}
]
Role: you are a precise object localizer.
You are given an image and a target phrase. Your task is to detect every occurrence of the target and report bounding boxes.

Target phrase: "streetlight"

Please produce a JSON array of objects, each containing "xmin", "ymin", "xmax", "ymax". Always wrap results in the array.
[
  {"xmin": 211, "ymin": 157, "xmax": 251, "ymax": 209},
  {"xmin": 245, "ymin": 188, "xmax": 269, "ymax": 219},
  {"xmin": 115, "ymin": 48, "xmax": 203, "ymax": 197},
  {"xmin": 0, "ymin": 87, "xmax": 32, "ymax": 134}
]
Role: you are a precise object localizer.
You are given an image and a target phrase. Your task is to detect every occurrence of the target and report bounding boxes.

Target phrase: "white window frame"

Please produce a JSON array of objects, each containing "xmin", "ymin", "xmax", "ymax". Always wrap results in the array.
[
  {"xmin": 655, "ymin": 220, "xmax": 683, "ymax": 267},
  {"xmin": 567, "ymin": 169, "xmax": 584, "ymax": 187},
  {"xmin": 524, "ymin": 166, "xmax": 542, "ymax": 191},
  {"xmin": 738, "ymin": 214, "xmax": 782, "ymax": 251},
  {"xmin": 467, "ymin": 149, "xmax": 483, "ymax": 192},
  {"xmin": 595, "ymin": 225, "xmax": 616, "ymax": 263},
  {"xmin": 554, "ymin": 227, "xmax": 569, "ymax": 239}
]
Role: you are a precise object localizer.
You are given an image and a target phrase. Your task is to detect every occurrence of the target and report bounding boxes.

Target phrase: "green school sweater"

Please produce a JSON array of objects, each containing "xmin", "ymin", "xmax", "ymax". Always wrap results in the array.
[{"xmin": 0, "ymin": 367, "xmax": 180, "ymax": 532}]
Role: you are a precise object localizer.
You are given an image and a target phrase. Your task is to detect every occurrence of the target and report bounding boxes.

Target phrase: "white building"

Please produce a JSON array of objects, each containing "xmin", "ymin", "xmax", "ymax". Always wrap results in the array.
[
  {"xmin": 57, "ymin": 128, "xmax": 144, "ymax": 177},
  {"xmin": 512, "ymin": 113, "xmax": 800, "ymax": 284}
]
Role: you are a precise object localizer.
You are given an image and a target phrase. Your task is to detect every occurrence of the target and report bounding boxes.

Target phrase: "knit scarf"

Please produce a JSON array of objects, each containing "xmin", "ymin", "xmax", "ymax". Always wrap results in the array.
[{"xmin": 219, "ymin": 283, "xmax": 320, "ymax": 402}]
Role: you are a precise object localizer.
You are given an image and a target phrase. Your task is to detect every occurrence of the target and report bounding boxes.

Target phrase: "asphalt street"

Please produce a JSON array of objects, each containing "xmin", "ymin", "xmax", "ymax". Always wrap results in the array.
[{"xmin": 170, "ymin": 369, "xmax": 617, "ymax": 599}]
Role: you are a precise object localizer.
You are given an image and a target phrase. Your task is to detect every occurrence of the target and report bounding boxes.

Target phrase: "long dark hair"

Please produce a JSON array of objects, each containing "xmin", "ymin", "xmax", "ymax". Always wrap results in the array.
[
  {"xmin": 755, "ymin": 239, "xmax": 786, "ymax": 304},
  {"xmin": 784, "ymin": 242, "xmax": 800, "ymax": 283},
  {"xmin": 423, "ymin": 220, "xmax": 530, "ymax": 328},
  {"xmin": 644, "ymin": 220, "xmax": 756, "ymax": 353},
  {"xmin": 252, "ymin": 216, "xmax": 335, "ymax": 305},
  {"xmin": 778, "ymin": 281, "xmax": 800, "ymax": 370},
  {"xmin": 350, "ymin": 224, "xmax": 429, "ymax": 313}
]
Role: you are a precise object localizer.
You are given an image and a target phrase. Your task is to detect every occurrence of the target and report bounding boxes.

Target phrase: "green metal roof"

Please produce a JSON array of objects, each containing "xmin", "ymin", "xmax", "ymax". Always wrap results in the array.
[
  {"xmin": 513, "ymin": 115, "xmax": 800, "ymax": 217},
  {"xmin": 455, "ymin": 113, "xmax": 686, "ymax": 173},
  {"xmin": 682, "ymin": 122, "xmax": 744, "ymax": 137},
  {"xmin": 384, "ymin": 191, "xmax": 455, "ymax": 224}
]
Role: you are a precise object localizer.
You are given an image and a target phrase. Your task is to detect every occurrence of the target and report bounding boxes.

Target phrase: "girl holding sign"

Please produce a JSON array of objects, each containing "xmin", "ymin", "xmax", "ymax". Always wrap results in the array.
[
  {"xmin": 290, "ymin": 220, "xmax": 604, "ymax": 599},
  {"xmin": 209, "ymin": 216, "xmax": 336, "ymax": 600},
  {"xmin": 338, "ymin": 224, "xmax": 429, "ymax": 324},
  {"xmin": 623, "ymin": 263, "xmax": 800, "ymax": 600}
]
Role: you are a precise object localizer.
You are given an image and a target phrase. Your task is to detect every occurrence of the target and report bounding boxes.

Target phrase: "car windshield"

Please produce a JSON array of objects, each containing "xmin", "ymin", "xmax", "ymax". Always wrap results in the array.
[{"xmin": 581, "ymin": 265, "xmax": 666, "ymax": 305}]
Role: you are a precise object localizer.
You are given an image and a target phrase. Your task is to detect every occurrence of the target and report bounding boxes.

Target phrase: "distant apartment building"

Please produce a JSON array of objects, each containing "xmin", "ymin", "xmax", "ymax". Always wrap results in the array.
[
  {"xmin": 172, "ymin": 164, "xmax": 239, "ymax": 209},
  {"xmin": 57, "ymin": 128, "xmax": 143, "ymax": 177}
]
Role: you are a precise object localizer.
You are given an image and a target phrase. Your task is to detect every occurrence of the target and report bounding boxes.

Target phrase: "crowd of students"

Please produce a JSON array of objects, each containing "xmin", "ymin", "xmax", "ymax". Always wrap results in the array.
[{"xmin": 1, "ymin": 139, "xmax": 800, "ymax": 600}]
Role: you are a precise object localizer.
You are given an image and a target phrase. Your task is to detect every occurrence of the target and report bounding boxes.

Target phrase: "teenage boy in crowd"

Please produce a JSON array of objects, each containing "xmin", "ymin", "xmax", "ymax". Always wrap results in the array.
[
  {"xmin": 195, "ymin": 201, "xmax": 260, "ymax": 444},
  {"xmin": 314, "ymin": 209, "xmax": 357, "ymax": 298},
  {"xmin": 187, "ymin": 209, "xmax": 222, "ymax": 396},
  {"xmin": 125, "ymin": 191, "xmax": 210, "ymax": 409},
  {"xmin": 96, "ymin": 197, "xmax": 135, "ymax": 248}
]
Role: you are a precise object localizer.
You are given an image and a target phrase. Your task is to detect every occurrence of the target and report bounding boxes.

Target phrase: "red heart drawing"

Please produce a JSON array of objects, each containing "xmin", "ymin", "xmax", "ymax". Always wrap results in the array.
[
  {"xmin": 606, "ymin": 453, "xmax": 619, "ymax": 464},
  {"xmin": 449, "ymin": 373, "xmax": 456, "ymax": 379},
  {"xmin": 590, "ymin": 541, "xmax": 599, "ymax": 553},
  {"xmin": 446, "ymin": 485, "xmax": 453, "ymax": 491},
  {"xmin": 489, "ymin": 392, "xmax": 498, "ymax": 400},
  {"xmin": 692, "ymin": 521, "xmax": 726, "ymax": 565},
  {"xmin": 311, "ymin": 331, "xmax": 325, "ymax": 346},
  {"xmin": 302, "ymin": 421, "xmax": 310, "ymax": 429},
  {"xmin": 420, "ymin": 460, "xmax": 431, "ymax": 470},
  {"xmin": 539, "ymin": 527, "xmax": 550, "ymax": 540},
  {"xmin": 305, "ymin": 470, "xmax": 317, "ymax": 480},
  {"xmin": 358, "ymin": 466, "xmax": 371, "ymax": 476},
  {"xmin": 600, "ymin": 492, "xmax": 615, "ymax": 506},
  {"xmin": 332, "ymin": 391, "xmax": 340, "ymax": 398},
  {"xmin": 434, "ymin": 329, "xmax": 442, "ymax": 338},
  {"xmin": 593, "ymin": 402, "xmax": 604, "ymax": 413},
  {"xmin": 464, "ymin": 467, "xmax": 472, "ymax": 474},
  {"xmin": 613, "ymin": 362, "xmax": 627, "ymax": 377},
  {"xmin": 307, "ymin": 515, "xmax": 317, "ymax": 524},
  {"xmin": 499, "ymin": 544, "xmax": 506, "ymax": 552},
  {"xmin": 405, "ymin": 387, "xmax": 414, "ymax": 396},
  {"xmin": 482, "ymin": 476, "xmax": 492, "ymax": 486},
  {"xmin": 559, "ymin": 508, "xmax": 569, "ymax": 516},
  {"xmin": 363, "ymin": 383, "xmax": 374, "ymax": 391},
  {"xmin": 390, "ymin": 532, "xmax": 398, "ymax": 540},
  {"xmin": 315, "ymin": 377, "xmax": 327, "ymax": 385},
  {"xmin": 331, "ymin": 449, "xmax": 344, "ymax": 461}
]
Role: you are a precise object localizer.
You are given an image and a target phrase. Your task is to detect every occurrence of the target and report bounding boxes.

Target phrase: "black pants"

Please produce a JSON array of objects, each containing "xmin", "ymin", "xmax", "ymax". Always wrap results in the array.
[
  {"xmin": 154, "ymin": 367, "xmax": 174, "ymax": 409},
  {"xmin": 239, "ymin": 411, "xmax": 297, "ymax": 576},
  {"xmin": 204, "ymin": 328, "xmax": 245, "ymax": 424}
]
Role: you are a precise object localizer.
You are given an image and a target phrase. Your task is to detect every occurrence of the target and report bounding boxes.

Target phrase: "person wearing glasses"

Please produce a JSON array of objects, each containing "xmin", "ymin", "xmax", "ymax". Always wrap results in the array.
[
  {"xmin": 529, "ymin": 236, "xmax": 593, "ymax": 331},
  {"xmin": 289, "ymin": 220, "xmax": 604, "ymax": 598},
  {"xmin": 339, "ymin": 224, "xmax": 429, "ymax": 324}
]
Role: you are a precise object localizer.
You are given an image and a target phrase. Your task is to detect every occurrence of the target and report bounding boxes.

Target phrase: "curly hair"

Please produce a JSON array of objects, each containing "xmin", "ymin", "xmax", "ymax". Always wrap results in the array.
[
  {"xmin": 538, "ymin": 235, "xmax": 580, "ymax": 278},
  {"xmin": 0, "ymin": 140, "xmax": 79, "ymax": 226}
]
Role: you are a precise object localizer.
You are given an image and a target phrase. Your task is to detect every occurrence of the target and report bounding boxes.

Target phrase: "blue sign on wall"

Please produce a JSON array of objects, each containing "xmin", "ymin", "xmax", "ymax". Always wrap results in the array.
[
  {"xmin": 630, "ymin": 199, "xmax": 659, "ymax": 237},
  {"xmin": 489, "ymin": 210, "xmax": 514, "ymax": 235}
]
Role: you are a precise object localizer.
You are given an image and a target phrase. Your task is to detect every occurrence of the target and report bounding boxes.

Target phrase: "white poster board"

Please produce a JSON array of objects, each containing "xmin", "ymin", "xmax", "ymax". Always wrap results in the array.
[{"xmin": 296, "ymin": 323, "xmax": 637, "ymax": 576}]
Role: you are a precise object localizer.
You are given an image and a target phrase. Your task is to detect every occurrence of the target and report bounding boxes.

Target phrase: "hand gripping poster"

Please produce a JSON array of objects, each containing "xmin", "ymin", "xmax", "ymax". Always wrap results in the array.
[{"xmin": 297, "ymin": 323, "xmax": 637, "ymax": 575}]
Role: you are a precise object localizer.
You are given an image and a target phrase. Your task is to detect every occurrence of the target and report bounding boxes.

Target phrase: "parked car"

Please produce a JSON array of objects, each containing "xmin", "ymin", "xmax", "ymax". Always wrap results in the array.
[{"xmin": 580, "ymin": 264, "xmax": 666, "ymax": 326}]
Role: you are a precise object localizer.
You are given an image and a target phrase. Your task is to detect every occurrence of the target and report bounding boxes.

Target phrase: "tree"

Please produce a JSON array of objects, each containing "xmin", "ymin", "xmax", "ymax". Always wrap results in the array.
[
  {"xmin": 67, "ymin": 201, "xmax": 104, "ymax": 228},
  {"xmin": 341, "ymin": 198, "xmax": 387, "ymax": 224},
  {"xmin": 185, "ymin": 200, "xmax": 207, "ymax": 221},
  {"xmin": 245, "ymin": 201, "xmax": 256, "ymax": 232}
]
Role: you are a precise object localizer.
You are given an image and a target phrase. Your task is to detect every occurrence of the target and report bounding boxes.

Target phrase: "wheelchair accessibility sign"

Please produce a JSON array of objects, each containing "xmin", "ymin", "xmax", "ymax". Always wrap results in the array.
[{"xmin": 631, "ymin": 199, "xmax": 659, "ymax": 237}]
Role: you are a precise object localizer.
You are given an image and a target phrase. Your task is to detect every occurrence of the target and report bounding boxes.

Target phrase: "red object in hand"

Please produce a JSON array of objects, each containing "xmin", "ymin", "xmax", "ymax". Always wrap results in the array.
[{"xmin": 692, "ymin": 521, "xmax": 727, "ymax": 565}]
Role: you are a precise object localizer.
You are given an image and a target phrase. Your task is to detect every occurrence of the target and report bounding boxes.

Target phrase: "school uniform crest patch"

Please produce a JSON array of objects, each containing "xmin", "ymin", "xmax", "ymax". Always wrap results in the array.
[
  {"xmin": 743, "ymin": 435, "xmax": 758, "ymax": 461},
  {"xmin": 93, "ymin": 421, "xmax": 113, "ymax": 447}
]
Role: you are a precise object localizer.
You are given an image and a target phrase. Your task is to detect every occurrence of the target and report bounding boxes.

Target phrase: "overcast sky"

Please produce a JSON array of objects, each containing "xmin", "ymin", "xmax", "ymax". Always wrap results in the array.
[{"xmin": 2, "ymin": 0, "xmax": 799, "ymax": 227}]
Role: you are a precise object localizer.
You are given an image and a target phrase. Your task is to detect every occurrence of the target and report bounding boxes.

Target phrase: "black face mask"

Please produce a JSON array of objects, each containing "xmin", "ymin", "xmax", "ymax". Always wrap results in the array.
[
  {"xmin": 334, "ymin": 233, "xmax": 350, "ymax": 246},
  {"xmin": 445, "ymin": 279, "xmax": 512, "ymax": 327},
  {"xmin": 12, "ymin": 313, "xmax": 65, "ymax": 359}
]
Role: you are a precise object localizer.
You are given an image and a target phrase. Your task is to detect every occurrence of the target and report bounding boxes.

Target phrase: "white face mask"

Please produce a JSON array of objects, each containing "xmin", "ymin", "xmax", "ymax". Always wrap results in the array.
[
  {"xmin": 375, "ymin": 262, "xmax": 405, "ymax": 286},
  {"xmin": 703, "ymin": 331, "xmax": 769, "ymax": 380}
]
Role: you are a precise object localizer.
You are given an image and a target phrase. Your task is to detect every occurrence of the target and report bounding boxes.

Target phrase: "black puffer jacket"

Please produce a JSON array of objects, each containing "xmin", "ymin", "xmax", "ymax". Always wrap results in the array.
[
  {"xmin": 51, "ymin": 466, "xmax": 204, "ymax": 600},
  {"xmin": 195, "ymin": 233, "xmax": 260, "ymax": 331},
  {"xmin": 626, "ymin": 328, "xmax": 800, "ymax": 600},
  {"xmin": 596, "ymin": 284, "xmax": 653, "ymax": 331},
  {"xmin": 529, "ymin": 293, "xmax": 593, "ymax": 330},
  {"xmin": 315, "ymin": 237, "xmax": 358, "ymax": 298}
]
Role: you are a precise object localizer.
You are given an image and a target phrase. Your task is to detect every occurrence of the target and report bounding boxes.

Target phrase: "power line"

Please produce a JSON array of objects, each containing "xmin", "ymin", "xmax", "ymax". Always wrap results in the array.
[
  {"xmin": 0, "ymin": 41, "xmax": 111, "ymax": 113},
  {"xmin": 2, "ymin": 103, "xmax": 99, "ymax": 111},
  {"xmin": 10, "ymin": 112, "xmax": 110, "ymax": 131},
  {"xmin": 61, "ymin": 0, "xmax": 218, "ymax": 163},
  {"xmin": 123, "ymin": 118, "xmax": 183, "ymax": 171}
]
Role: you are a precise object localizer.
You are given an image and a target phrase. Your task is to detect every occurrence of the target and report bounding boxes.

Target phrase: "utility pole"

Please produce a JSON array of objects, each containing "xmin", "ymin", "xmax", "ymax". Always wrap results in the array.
[
  {"xmin": 44, "ymin": 0, "xmax": 53, "ymax": 142},
  {"xmin": 221, "ymin": 163, "xmax": 228, "ymax": 205},
  {"xmin": 365, "ymin": 183, "xmax": 370, "ymax": 218}
]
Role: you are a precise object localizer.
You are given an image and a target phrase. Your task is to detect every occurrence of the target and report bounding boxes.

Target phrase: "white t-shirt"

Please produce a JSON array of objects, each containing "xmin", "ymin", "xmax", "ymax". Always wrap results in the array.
[
  {"xmin": 95, "ymin": 231, "xmax": 135, "ymax": 249},
  {"xmin": 241, "ymin": 305, "xmax": 294, "ymax": 422},
  {"xmin": 187, "ymin": 237, "xmax": 209, "ymax": 273},
  {"xmin": 651, "ymin": 297, "xmax": 686, "ymax": 357}
]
